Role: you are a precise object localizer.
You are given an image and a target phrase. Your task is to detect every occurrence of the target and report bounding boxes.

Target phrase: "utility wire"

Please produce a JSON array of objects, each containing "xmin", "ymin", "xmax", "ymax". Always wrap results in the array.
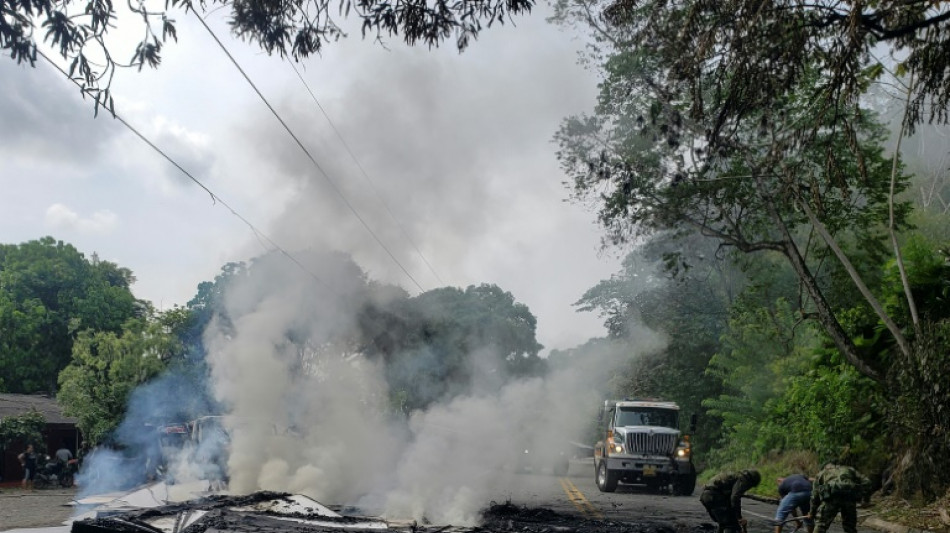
[
  {"xmin": 38, "ymin": 50, "xmax": 338, "ymax": 295},
  {"xmin": 288, "ymin": 61, "xmax": 445, "ymax": 285},
  {"xmin": 193, "ymin": 13, "xmax": 427, "ymax": 293}
]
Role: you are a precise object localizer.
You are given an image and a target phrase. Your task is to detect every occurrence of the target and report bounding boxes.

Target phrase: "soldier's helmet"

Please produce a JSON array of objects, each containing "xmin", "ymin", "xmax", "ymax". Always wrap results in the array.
[{"xmin": 741, "ymin": 469, "xmax": 762, "ymax": 486}]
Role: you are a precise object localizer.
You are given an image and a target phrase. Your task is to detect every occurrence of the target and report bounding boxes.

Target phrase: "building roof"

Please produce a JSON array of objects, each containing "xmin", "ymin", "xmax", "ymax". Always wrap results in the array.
[{"xmin": 0, "ymin": 393, "xmax": 78, "ymax": 425}]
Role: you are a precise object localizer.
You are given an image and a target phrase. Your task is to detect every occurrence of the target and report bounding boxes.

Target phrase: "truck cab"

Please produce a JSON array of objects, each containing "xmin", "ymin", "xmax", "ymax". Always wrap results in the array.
[{"xmin": 593, "ymin": 399, "xmax": 696, "ymax": 495}]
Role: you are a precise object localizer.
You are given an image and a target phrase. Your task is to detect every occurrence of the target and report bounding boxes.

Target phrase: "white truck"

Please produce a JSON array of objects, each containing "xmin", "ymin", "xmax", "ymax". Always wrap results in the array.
[{"xmin": 593, "ymin": 399, "xmax": 697, "ymax": 495}]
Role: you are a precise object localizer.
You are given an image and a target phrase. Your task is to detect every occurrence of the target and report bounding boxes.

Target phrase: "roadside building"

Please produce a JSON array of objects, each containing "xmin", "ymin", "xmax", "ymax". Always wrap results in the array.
[{"xmin": 0, "ymin": 393, "xmax": 81, "ymax": 483}]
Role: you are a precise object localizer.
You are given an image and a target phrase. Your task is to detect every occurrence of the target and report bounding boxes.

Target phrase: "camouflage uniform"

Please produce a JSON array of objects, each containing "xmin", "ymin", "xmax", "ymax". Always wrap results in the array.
[
  {"xmin": 700, "ymin": 470, "xmax": 761, "ymax": 533},
  {"xmin": 809, "ymin": 464, "xmax": 870, "ymax": 533}
]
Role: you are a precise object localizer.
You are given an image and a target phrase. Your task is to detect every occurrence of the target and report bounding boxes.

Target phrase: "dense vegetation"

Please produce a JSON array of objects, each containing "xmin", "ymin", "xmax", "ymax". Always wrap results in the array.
[
  {"xmin": 0, "ymin": 241, "xmax": 547, "ymax": 444},
  {"xmin": 551, "ymin": 0, "xmax": 950, "ymax": 504}
]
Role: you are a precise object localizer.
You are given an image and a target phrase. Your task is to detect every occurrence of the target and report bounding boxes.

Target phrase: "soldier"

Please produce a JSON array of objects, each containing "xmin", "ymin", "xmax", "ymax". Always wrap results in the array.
[
  {"xmin": 808, "ymin": 463, "xmax": 870, "ymax": 533},
  {"xmin": 700, "ymin": 469, "xmax": 762, "ymax": 533}
]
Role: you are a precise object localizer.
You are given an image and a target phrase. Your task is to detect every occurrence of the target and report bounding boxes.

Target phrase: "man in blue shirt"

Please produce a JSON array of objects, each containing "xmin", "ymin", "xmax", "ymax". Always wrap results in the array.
[{"xmin": 774, "ymin": 474, "xmax": 814, "ymax": 533}]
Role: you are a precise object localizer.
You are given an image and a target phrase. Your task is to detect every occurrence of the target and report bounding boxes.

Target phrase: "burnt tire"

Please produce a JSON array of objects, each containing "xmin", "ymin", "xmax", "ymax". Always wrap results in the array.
[{"xmin": 596, "ymin": 460, "xmax": 619, "ymax": 492}]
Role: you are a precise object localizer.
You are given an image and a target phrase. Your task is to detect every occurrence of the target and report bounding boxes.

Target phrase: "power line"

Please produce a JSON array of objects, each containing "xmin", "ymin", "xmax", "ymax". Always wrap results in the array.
[
  {"xmin": 193, "ymin": 13, "xmax": 427, "ymax": 293},
  {"xmin": 288, "ymin": 61, "xmax": 445, "ymax": 285},
  {"xmin": 37, "ymin": 50, "xmax": 338, "ymax": 296}
]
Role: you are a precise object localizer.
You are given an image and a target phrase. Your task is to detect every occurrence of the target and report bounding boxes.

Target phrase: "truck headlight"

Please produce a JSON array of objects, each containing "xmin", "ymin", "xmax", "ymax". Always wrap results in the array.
[{"xmin": 611, "ymin": 435, "xmax": 625, "ymax": 454}]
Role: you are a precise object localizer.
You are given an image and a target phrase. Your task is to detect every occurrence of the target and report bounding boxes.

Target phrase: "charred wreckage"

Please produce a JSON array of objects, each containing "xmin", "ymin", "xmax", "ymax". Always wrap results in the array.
[{"xmin": 50, "ymin": 489, "xmax": 708, "ymax": 533}]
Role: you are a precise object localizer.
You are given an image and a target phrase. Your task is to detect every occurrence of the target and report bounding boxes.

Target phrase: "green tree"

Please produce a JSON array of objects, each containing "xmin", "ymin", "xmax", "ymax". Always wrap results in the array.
[
  {"xmin": 2, "ymin": 0, "xmax": 534, "ymax": 112},
  {"xmin": 57, "ymin": 314, "xmax": 181, "ymax": 444},
  {"xmin": 703, "ymin": 296, "xmax": 825, "ymax": 462},
  {"xmin": 0, "ymin": 411, "xmax": 46, "ymax": 453},
  {"xmin": 0, "ymin": 237, "xmax": 140, "ymax": 393},
  {"xmin": 360, "ymin": 283, "xmax": 544, "ymax": 411},
  {"xmin": 560, "ymin": 0, "xmax": 950, "ymax": 146},
  {"xmin": 551, "ymin": 0, "xmax": 911, "ymax": 379}
]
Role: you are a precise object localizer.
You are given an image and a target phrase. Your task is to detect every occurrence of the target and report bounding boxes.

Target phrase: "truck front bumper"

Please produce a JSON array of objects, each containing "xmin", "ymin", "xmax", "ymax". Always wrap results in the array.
[{"xmin": 604, "ymin": 456, "xmax": 677, "ymax": 483}]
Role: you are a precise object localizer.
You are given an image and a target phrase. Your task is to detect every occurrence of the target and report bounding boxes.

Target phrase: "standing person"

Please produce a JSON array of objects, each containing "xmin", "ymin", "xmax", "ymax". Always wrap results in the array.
[
  {"xmin": 809, "ymin": 463, "xmax": 870, "ymax": 533},
  {"xmin": 700, "ymin": 469, "xmax": 762, "ymax": 533},
  {"xmin": 774, "ymin": 474, "xmax": 814, "ymax": 533},
  {"xmin": 55, "ymin": 440, "xmax": 73, "ymax": 464},
  {"xmin": 17, "ymin": 444, "xmax": 37, "ymax": 491}
]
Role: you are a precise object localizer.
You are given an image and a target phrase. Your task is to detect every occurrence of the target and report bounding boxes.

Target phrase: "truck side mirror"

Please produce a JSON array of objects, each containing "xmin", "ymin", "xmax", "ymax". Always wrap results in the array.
[{"xmin": 689, "ymin": 414, "xmax": 698, "ymax": 433}]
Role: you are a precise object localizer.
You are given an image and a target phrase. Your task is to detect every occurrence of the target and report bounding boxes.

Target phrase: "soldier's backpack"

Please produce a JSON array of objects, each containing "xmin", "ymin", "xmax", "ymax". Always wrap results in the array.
[{"xmin": 818, "ymin": 466, "xmax": 869, "ymax": 499}]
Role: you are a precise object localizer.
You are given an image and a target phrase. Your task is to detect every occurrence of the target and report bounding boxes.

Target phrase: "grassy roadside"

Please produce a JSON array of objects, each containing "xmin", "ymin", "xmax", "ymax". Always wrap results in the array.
[{"xmin": 872, "ymin": 492, "xmax": 950, "ymax": 532}]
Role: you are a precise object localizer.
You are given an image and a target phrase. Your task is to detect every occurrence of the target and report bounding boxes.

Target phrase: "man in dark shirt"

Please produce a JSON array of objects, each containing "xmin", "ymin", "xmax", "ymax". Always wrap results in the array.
[
  {"xmin": 774, "ymin": 474, "xmax": 814, "ymax": 533},
  {"xmin": 17, "ymin": 444, "xmax": 37, "ymax": 491},
  {"xmin": 700, "ymin": 469, "xmax": 761, "ymax": 533}
]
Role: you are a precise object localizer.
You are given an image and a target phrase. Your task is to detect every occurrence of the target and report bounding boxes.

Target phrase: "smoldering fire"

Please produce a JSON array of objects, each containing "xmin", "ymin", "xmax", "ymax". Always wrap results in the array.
[{"xmin": 77, "ymin": 250, "xmax": 666, "ymax": 525}]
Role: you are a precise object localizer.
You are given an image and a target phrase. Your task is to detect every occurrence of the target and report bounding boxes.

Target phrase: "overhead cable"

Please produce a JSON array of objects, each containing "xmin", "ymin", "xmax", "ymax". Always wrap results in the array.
[
  {"xmin": 38, "ymin": 50, "xmax": 337, "ymax": 295},
  {"xmin": 193, "ymin": 13, "xmax": 427, "ymax": 293}
]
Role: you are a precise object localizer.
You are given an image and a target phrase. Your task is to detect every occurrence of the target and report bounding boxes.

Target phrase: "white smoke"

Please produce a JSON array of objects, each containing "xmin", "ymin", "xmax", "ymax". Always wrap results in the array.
[{"xmin": 198, "ymin": 251, "xmax": 666, "ymax": 525}]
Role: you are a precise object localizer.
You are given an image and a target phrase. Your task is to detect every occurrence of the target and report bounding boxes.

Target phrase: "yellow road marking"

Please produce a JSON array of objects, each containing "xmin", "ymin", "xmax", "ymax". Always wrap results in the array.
[{"xmin": 558, "ymin": 477, "xmax": 603, "ymax": 520}]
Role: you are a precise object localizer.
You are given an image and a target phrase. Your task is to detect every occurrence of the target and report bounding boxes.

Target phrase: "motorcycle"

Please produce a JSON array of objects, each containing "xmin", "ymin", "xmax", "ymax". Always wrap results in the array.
[{"xmin": 33, "ymin": 456, "xmax": 77, "ymax": 489}]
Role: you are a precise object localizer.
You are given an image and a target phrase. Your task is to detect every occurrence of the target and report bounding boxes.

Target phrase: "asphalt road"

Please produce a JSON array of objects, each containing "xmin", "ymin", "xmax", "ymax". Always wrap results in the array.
[
  {"xmin": 0, "ymin": 460, "xmax": 881, "ymax": 533},
  {"xmin": 501, "ymin": 459, "xmax": 877, "ymax": 533}
]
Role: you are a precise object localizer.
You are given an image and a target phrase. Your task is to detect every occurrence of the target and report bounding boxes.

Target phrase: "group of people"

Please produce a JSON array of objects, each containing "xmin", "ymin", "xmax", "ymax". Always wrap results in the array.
[
  {"xmin": 16, "ymin": 441, "xmax": 76, "ymax": 490},
  {"xmin": 699, "ymin": 463, "xmax": 871, "ymax": 533}
]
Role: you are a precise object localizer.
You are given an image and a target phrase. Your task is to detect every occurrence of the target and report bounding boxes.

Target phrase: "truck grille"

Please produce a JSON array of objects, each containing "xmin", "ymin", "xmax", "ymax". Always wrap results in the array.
[{"xmin": 626, "ymin": 432, "xmax": 677, "ymax": 455}]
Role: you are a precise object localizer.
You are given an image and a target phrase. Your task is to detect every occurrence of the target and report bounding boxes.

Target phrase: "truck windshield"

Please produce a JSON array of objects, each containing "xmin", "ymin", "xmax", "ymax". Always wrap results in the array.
[{"xmin": 616, "ymin": 407, "xmax": 678, "ymax": 428}]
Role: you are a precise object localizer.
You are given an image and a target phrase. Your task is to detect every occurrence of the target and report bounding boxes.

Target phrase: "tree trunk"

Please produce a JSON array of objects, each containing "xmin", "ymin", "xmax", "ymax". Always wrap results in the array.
[
  {"xmin": 798, "ymin": 200, "xmax": 914, "ymax": 360},
  {"xmin": 753, "ymin": 174, "xmax": 882, "ymax": 381},
  {"xmin": 888, "ymin": 70, "xmax": 921, "ymax": 336}
]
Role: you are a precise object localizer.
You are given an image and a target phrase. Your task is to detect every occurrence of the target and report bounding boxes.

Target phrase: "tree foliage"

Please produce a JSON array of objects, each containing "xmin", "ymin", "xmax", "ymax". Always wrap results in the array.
[
  {"xmin": 360, "ymin": 283, "xmax": 545, "ymax": 412},
  {"xmin": 553, "ymin": 0, "xmax": 915, "ymax": 381},
  {"xmin": 590, "ymin": 0, "xmax": 950, "ymax": 142},
  {"xmin": 0, "ymin": 410, "xmax": 46, "ymax": 452},
  {"xmin": 57, "ymin": 315, "xmax": 180, "ymax": 444},
  {"xmin": 2, "ymin": 0, "xmax": 534, "ymax": 112},
  {"xmin": 0, "ymin": 237, "xmax": 140, "ymax": 393}
]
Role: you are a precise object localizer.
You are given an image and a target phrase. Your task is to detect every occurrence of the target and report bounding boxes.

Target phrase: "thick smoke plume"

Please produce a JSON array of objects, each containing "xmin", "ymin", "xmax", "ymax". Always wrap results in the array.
[
  {"xmin": 198, "ymin": 249, "xmax": 666, "ymax": 524},
  {"xmin": 74, "ymin": 248, "xmax": 665, "ymax": 525}
]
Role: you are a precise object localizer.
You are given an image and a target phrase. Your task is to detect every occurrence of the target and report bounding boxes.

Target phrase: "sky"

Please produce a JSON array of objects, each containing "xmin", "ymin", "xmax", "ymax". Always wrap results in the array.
[{"xmin": 0, "ymin": 3, "xmax": 623, "ymax": 352}]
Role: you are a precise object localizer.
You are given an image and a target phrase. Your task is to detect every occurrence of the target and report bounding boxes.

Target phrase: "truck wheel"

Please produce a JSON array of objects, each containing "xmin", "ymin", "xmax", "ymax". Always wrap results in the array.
[
  {"xmin": 673, "ymin": 472, "xmax": 697, "ymax": 496},
  {"xmin": 596, "ymin": 460, "xmax": 619, "ymax": 492}
]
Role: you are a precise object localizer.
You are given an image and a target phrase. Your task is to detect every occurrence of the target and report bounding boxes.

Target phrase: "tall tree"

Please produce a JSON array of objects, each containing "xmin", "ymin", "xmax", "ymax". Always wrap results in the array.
[
  {"xmin": 0, "ymin": 237, "xmax": 140, "ymax": 393},
  {"xmin": 551, "ymin": 3, "xmax": 911, "ymax": 380}
]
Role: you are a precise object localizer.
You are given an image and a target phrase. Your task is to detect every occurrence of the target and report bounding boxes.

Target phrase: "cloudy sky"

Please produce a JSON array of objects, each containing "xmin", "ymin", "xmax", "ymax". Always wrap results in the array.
[{"xmin": 0, "ymin": 3, "xmax": 623, "ymax": 351}]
